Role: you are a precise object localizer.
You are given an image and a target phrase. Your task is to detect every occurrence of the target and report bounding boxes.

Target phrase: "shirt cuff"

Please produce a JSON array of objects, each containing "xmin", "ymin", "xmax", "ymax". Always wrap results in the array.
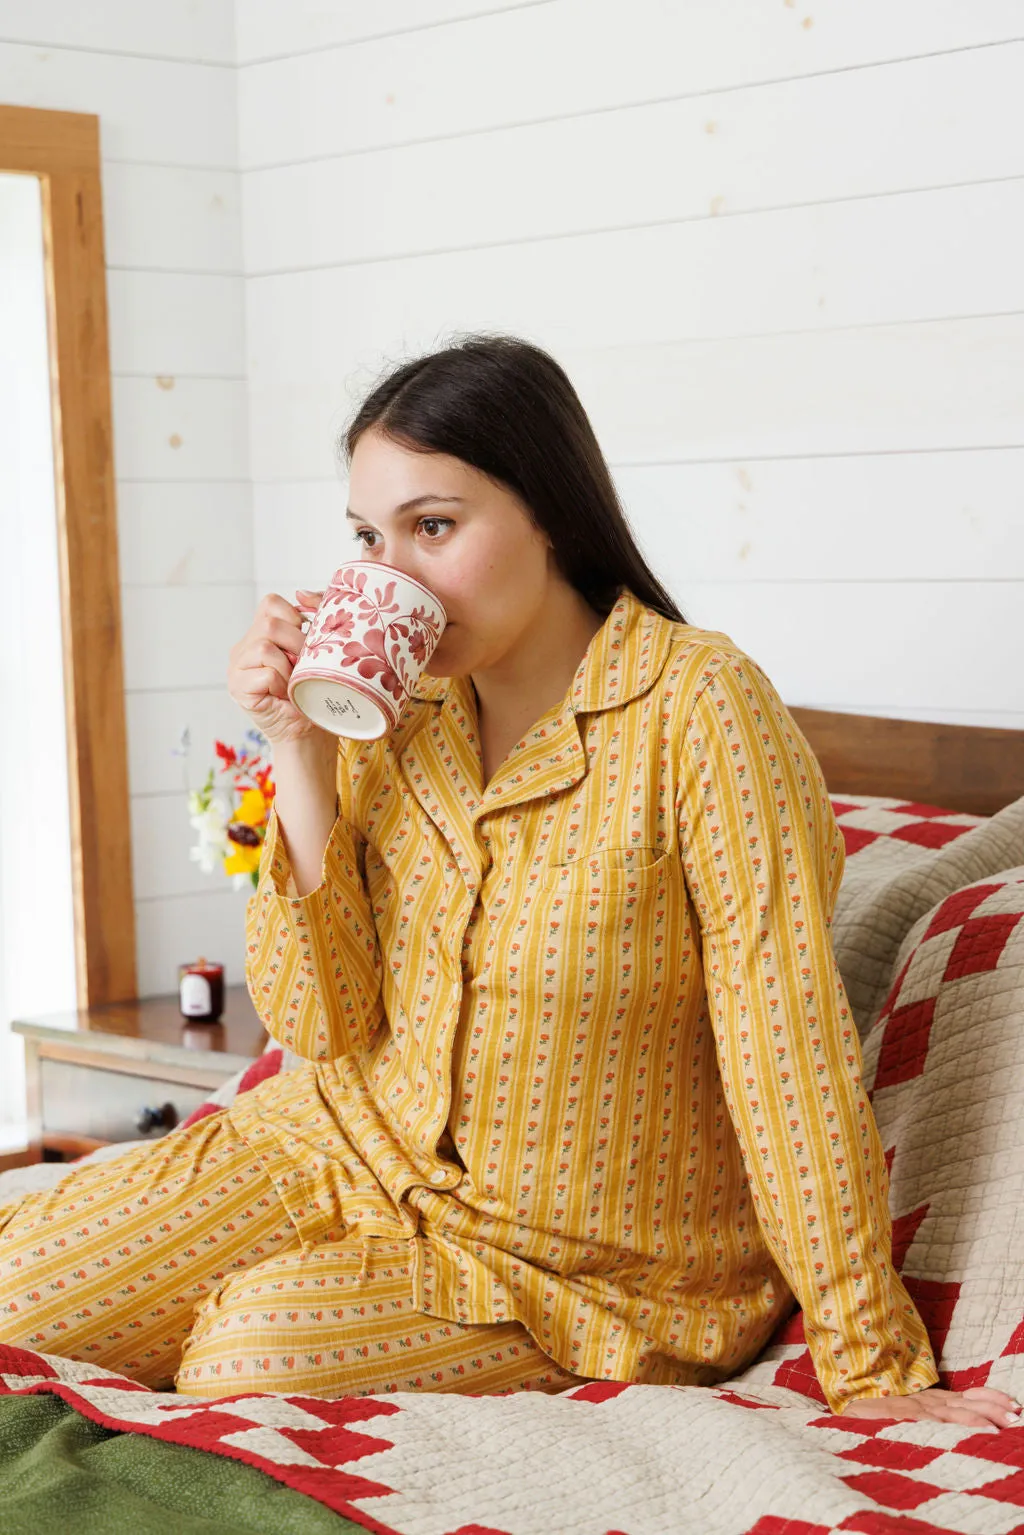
[
  {"xmin": 261, "ymin": 799, "xmax": 342, "ymax": 901},
  {"xmin": 828, "ymin": 1355, "xmax": 941, "ymax": 1415}
]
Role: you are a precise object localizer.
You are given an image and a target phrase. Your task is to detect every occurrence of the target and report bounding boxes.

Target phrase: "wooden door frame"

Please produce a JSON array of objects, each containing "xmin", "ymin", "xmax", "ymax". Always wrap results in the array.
[{"xmin": 1, "ymin": 103, "xmax": 137, "ymax": 1009}]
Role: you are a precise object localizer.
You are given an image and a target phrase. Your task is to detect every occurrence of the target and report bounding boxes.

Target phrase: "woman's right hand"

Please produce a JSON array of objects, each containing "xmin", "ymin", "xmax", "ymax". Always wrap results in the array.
[{"xmin": 227, "ymin": 589, "xmax": 328, "ymax": 746}]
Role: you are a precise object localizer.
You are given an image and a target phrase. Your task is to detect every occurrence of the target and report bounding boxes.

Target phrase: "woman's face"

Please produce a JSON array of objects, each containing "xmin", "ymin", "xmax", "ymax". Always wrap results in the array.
[{"xmin": 344, "ymin": 428, "xmax": 556, "ymax": 677}]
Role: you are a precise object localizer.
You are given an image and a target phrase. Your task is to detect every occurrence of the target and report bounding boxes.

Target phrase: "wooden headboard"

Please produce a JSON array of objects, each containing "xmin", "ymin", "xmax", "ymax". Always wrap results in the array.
[{"xmin": 790, "ymin": 708, "xmax": 1024, "ymax": 819}]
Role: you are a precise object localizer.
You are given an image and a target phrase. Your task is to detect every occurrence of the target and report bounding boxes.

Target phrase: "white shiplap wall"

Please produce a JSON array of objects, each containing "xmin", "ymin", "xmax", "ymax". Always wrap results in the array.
[
  {"xmin": 2, "ymin": 1, "xmax": 1022, "ymax": 1018},
  {"xmin": 239, "ymin": 0, "xmax": 1024, "ymax": 732},
  {"xmin": 0, "ymin": 2, "xmax": 256, "ymax": 998}
]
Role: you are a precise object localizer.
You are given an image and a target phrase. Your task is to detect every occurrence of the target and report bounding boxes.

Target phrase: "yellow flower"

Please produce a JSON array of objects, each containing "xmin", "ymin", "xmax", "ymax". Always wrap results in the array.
[
  {"xmin": 222, "ymin": 787, "xmax": 270, "ymax": 877},
  {"xmin": 235, "ymin": 788, "xmax": 271, "ymax": 828},
  {"xmin": 224, "ymin": 844, "xmax": 261, "ymax": 876}
]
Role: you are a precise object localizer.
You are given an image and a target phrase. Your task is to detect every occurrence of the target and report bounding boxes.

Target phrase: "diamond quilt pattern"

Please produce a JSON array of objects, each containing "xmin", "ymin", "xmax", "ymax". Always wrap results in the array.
[{"xmin": 828, "ymin": 795, "xmax": 1024, "ymax": 1038}]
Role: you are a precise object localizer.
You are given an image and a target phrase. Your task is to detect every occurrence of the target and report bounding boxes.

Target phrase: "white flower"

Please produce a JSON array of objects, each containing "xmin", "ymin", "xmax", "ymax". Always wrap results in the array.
[{"xmin": 187, "ymin": 793, "xmax": 232, "ymax": 873}]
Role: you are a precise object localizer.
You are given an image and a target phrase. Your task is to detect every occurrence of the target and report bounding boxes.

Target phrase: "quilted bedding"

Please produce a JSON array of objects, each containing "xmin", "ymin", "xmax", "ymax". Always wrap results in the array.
[{"xmin": 1, "ymin": 794, "xmax": 1023, "ymax": 1535}]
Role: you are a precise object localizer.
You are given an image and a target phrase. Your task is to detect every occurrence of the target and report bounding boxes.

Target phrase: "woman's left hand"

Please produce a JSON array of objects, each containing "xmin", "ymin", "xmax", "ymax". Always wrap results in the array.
[{"xmin": 839, "ymin": 1386, "xmax": 1021, "ymax": 1431}]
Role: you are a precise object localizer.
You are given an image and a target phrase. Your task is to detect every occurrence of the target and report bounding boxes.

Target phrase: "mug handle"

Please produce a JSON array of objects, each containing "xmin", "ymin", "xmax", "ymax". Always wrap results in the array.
[
  {"xmin": 295, "ymin": 591, "xmax": 324, "ymax": 625},
  {"xmin": 286, "ymin": 593, "xmax": 322, "ymax": 664}
]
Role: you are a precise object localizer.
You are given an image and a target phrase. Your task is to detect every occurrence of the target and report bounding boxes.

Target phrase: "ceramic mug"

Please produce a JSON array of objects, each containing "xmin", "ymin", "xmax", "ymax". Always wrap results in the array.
[{"xmin": 287, "ymin": 561, "xmax": 447, "ymax": 738}]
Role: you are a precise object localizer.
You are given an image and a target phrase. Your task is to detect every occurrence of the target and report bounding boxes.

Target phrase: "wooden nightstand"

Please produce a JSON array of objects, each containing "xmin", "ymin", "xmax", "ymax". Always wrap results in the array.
[{"xmin": 10, "ymin": 985, "xmax": 268, "ymax": 1163}]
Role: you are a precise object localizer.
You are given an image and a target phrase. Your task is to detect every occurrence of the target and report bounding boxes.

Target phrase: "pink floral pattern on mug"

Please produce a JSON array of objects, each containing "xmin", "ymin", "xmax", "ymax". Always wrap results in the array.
[{"xmin": 301, "ymin": 566, "xmax": 445, "ymax": 710}]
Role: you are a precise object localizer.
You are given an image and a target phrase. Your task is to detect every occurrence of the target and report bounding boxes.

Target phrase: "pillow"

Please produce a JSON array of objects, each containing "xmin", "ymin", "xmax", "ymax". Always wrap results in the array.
[
  {"xmin": 176, "ymin": 1038, "xmax": 303, "ymax": 1131},
  {"xmin": 740, "ymin": 863, "xmax": 1024, "ymax": 1405},
  {"xmin": 829, "ymin": 793, "xmax": 1024, "ymax": 1038}
]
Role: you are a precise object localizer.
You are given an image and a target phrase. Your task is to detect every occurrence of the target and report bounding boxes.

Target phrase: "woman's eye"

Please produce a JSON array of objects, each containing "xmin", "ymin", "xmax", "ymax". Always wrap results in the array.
[
  {"xmin": 418, "ymin": 517, "xmax": 453, "ymax": 538},
  {"xmin": 352, "ymin": 528, "xmax": 377, "ymax": 547}
]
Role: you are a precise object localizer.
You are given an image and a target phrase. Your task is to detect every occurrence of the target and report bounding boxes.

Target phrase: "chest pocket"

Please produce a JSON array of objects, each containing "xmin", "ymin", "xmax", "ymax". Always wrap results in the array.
[
  {"xmin": 542, "ymin": 844, "xmax": 675, "ymax": 895},
  {"xmin": 534, "ymin": 845, "xmax": 685, "ymax": 1024}
]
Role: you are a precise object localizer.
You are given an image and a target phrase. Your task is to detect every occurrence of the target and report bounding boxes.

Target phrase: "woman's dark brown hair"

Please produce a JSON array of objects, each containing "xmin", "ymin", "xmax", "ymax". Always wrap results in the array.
[{"xmin": 339, "ymin": 333, "xmax": 686, "ymax": 624}]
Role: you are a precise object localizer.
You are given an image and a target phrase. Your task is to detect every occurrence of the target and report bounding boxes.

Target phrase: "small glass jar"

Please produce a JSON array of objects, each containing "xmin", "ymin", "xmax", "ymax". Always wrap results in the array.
[{"xmin": 178, "ymin": 956, "xmax": 225, "ymax": 1023}]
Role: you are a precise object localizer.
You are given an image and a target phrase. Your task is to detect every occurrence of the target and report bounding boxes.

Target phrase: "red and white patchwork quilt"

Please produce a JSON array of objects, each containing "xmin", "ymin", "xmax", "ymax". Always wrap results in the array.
[
  {"xmin": 1, "ymin": 799, "xmax": 1023, "ymax": 1533},
  {"xmin": 827, "ymin": 793, "xmax": 1024, "ymax": 1035},
  {"xmin": 2, "ymin": 1335, "xmax": 1023, "ymax": 1535}
]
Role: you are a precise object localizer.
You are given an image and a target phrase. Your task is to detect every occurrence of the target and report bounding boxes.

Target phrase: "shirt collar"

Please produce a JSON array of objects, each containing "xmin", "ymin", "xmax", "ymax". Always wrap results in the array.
[{"xmin": 410, "ymin": 588, "xmax": 678, "ymax": 716}]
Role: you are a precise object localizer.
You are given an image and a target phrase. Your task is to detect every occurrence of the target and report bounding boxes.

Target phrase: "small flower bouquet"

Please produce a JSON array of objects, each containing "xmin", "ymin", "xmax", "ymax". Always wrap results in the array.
[{"xmin": 180, "ymin": 728, "xmax": 276, "ymax": 891}]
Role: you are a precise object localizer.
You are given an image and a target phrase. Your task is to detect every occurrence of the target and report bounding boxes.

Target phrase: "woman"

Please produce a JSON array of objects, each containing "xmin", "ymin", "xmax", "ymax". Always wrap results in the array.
[{"xmin": 0, "ymin": 335, "xmax": 1017, "ymax": 1432}]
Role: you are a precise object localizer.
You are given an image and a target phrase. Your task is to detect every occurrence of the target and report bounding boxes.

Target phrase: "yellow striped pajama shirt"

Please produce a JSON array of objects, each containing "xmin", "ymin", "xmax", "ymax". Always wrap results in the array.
[{"xmin": 238, "ymin": 587, "xmax": 939, "ymax": 1414}]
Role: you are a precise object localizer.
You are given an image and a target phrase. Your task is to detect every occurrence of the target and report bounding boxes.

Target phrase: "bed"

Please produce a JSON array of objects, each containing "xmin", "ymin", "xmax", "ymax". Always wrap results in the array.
[{"xmin": 1, "ymin": 706, "xmax": 1023, "ymax": 1535}]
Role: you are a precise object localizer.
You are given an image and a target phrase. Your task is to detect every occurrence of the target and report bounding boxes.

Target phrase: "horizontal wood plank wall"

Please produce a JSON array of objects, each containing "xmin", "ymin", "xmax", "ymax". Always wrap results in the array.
[
  {"xmin": 0, "ymin": 5, "xmax": 255, "ymax": 997},
  {"xmin": 238, "ymin": 1, "xmax": 1024, "ymax": 739}
]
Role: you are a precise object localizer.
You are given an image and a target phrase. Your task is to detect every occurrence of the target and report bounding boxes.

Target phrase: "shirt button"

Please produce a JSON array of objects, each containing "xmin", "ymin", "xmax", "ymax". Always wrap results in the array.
[{"xmin": 429, "ymin": 1169, "xmax": 448, "ymax": 1185}]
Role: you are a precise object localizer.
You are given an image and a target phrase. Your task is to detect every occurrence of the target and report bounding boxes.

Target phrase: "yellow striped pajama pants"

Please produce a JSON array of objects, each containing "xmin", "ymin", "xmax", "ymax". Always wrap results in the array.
[{"xmin": 0, "ymin": 1109, "xmax": 579, "ymax": 1399}]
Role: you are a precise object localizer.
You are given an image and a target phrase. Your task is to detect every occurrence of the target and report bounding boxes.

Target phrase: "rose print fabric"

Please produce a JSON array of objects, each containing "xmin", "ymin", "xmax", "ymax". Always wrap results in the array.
[
  {"xmin": 0, "ymin": 1108, "xmax": 579, "ymax": 1399},
  {"xmin": 0, "ymin": 1112, "xmax": 294, "ymax": 1390},
  {"xmin": 178, "ymin": 1236, "xmax": 580, "ymax": 1400},
  {"xmin": 241, "ymin": 589, "xmax": 939, "ymax": 1414}
]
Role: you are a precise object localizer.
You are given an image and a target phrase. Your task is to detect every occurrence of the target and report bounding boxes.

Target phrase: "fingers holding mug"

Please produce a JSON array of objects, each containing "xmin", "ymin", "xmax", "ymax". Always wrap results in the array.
[
  {"xmin": 295, "ymin": 588, "xmax": 325, "ymax": 615},
  {"xmin": 227, "ymin": 593, "xmax": 321, "ymax": 744}
]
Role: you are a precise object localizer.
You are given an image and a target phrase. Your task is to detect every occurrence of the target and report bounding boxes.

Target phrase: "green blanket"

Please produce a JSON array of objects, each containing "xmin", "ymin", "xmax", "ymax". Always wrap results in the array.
[{"xmin": 0, "ymin": 1395, "xmax": 364, "ymax": 1535}]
